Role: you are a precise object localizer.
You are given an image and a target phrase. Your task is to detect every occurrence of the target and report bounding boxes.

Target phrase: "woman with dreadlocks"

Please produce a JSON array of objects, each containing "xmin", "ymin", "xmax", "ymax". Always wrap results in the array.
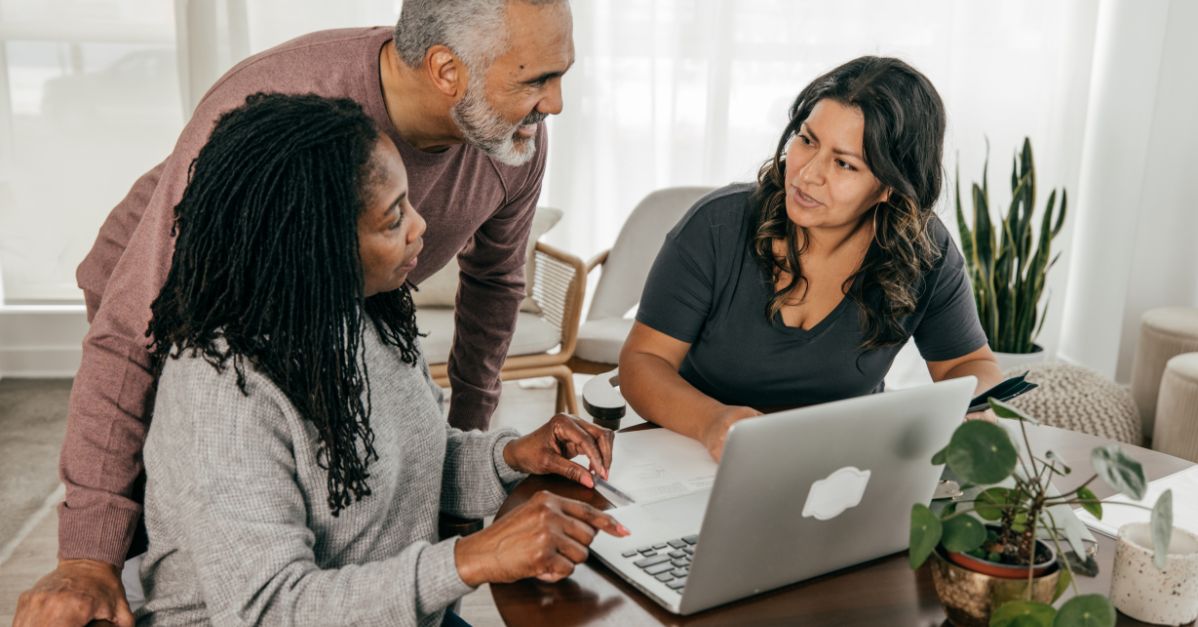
[{"xmin": 136, "ymin": 93, "xmax": 626, "ymax": 627}]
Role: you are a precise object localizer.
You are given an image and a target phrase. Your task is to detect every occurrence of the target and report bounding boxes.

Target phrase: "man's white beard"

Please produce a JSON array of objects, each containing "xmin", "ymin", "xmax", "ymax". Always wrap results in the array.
[{"xmin": 451, "ymin": 77, "xmax": 539, "ymax": 167}]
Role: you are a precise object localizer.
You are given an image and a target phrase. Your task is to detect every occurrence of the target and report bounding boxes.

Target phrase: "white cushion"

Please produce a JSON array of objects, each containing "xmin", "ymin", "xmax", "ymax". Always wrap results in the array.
[
  {"xmin": 412, "ymin": 206, "xmax": 563, "ymax": 313},
  {"xmin": 1166, "ymin": 352, "xmax": 1198, "ymax": 382},
  {"xmin": 1143, "ymin": 307, "xmax": 1198, "ymax": 338},
  {"xmin": 410, "ymin": 264, "xmax": 458, "ymax": 307},
  {"xmin": 589, "ymin": 187, "xmax": 713, "ymax": 321},
  {"xmin": 574, "ymin": 317, "xmax": 635, "ymax": 364},
  {"xmin": 416, "ymin": 307, "xmax": 562, "ymax": 365}
]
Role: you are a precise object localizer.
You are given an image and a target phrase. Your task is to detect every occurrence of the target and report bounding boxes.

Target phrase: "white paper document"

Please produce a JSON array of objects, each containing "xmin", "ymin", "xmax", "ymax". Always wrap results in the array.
[
  {"xmin": 1074, "ymin": 466, "xmax": 1198, "ymax": 537},
  {"xmin": 576, "ymin": 429, "xmax": 718, "ymax": 506}
]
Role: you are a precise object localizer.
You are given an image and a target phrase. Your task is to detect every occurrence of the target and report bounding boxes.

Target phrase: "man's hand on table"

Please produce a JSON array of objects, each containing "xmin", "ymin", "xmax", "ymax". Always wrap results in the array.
[
  {"xmin": 14, "ymin": 559, "xmax": 134, "ymax": 627},
  {"xmin": 502, "ymin": 413, "xmax": 615, "ymax": 487}
]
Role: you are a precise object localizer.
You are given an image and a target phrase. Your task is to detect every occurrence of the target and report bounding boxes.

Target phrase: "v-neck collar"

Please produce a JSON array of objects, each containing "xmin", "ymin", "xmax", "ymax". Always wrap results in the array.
[{"xmin": 766, "ymin": 272, "xmax": 864, "ymax": 339}]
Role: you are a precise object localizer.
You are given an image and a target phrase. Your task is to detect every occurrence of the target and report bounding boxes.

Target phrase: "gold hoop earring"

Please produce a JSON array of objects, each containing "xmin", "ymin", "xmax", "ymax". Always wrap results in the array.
[{"xmin": 872, "ymin": 204, "xmax": 883, "ymax": 247}]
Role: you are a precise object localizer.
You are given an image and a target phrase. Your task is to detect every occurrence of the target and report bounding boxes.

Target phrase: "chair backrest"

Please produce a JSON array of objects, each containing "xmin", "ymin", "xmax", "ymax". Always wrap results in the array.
[{"xmin": 588, "ymin": 186, "xmax": 716, "ymax": 321}]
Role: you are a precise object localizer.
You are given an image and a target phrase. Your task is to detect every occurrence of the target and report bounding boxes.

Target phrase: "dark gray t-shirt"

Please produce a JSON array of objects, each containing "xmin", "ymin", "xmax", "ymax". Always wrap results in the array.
[{"xmin": 636, "ymin": 183, "xmax": 988, "ymax": 408}]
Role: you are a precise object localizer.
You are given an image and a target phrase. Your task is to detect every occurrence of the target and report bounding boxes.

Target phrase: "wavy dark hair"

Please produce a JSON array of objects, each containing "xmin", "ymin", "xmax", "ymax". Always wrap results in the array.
[
  {"xmin": 751, "ymin": 56, "xmax": 946, "ymax": 351},
  {"xmin": 147, "ymin": 93, "xmax": 421, "ymax": 516}
]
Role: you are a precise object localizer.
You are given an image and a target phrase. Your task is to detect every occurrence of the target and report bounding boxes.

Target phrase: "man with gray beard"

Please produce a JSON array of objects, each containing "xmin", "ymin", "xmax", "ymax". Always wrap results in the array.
[{"xmin": 15, "ymin": 1, "xmax": 574, "ymax": 625}]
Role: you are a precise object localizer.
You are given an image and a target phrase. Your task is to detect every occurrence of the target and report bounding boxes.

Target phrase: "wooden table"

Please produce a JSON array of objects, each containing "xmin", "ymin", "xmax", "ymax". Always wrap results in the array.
[{"xmin": 491, "ymin": 424, "xmax": 1195, "ymax": 626}]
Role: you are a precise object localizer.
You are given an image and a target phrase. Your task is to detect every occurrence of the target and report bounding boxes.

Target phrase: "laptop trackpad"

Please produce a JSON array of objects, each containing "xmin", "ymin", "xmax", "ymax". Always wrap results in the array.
[{"xmin": 607, "ymin": 489, "xmax": 710, "ymax": 542}]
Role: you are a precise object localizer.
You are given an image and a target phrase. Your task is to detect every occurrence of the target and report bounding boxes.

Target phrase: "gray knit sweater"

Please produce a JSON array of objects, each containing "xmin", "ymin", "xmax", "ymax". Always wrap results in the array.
[{"xmin": 136, "ymin": 325, "xmax": 525, "ymax": 626}]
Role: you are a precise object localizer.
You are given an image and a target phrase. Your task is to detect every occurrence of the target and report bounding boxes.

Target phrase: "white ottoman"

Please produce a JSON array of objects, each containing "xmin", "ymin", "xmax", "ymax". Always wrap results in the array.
[
  {"xmin": 1130, "ymin": 307, "xmax": 1198, "ymax": 441},
  {"xmin": 1152, "ymin": 352, "xmax": 1198, "ymax": 463}
]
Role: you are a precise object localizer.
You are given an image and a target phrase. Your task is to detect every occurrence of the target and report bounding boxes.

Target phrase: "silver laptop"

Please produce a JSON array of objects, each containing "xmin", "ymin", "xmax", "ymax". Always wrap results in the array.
[{"xmin": 589, "ymin": 376, "xmax": 976, "ymax": 615}]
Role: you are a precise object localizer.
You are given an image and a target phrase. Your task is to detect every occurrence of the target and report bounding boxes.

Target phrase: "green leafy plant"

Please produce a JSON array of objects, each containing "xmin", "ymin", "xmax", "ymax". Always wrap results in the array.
[
  {"xmin": 955, "ymin": 138, "xmax": 1067, "ymax": 354},
  {"xmin": 909, "ymin": 399, "xmax": 1174, "ymax": 627}
]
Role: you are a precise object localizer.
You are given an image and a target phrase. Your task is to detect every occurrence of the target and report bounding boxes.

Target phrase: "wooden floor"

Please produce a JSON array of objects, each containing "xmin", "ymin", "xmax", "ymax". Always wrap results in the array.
[{"xmin": 0, "ymin": 377, "xmax": 571, "ymax": 626}]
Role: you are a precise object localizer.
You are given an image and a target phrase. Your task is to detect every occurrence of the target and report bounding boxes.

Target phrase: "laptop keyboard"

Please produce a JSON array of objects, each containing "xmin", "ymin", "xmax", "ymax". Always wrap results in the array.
[{"xmin": 619, "ymin": 534, "xmax": 698, "ymax": 593}]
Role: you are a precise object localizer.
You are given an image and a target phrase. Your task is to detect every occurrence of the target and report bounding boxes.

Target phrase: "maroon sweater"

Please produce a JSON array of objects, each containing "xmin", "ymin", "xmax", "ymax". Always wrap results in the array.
[{"xmin": 63, "ymin": 27, "xmax": 546, "ymax": 565}]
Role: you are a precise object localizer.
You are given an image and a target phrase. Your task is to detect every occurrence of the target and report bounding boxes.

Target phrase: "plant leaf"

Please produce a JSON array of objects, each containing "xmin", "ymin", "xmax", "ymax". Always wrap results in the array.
[
  {"xmin": 909, "ymin": 503, "xmax": 942, "ymax": 569},
  {"xmin": 1076, "ymin": 486, "xmax": 1101, "ymax": 519},
  {"xmin": 1151, "ymin": 489, "xmax": 1173, "ymax": 570},
  {"xmin": 1053, "ymin": 188, "xmax": 1068, "ymax": 237},
  {"xmin": 931, "ymin": 445, "xmax": 947, "ymax": 465},
  {"xmin": 991, "ymin": 600, "xmax": 1055, "ymax": 627},
  {"xmin": 1053, "ymin": 594, "xmax": 1115, "ymax": 627},
  {"xmin": 954, "ymin": 160, "xmax": 976, "ymax": 272},
  {"xmin": 946, "ymin": 420, "xmax": 1017, "ymax": 485},
  {"xmin": 1022, "ymin": 137, "xmax": 1036, "ymax": 212},
  {"xmin": 1090, "ymin": 445, "xmax": 1146, "ymax": 500},
  {"xmin": 974, "ymin": 487, "xmax": 1011, "ymax": 521},
  {"xmin": 1052, "ymin": 566, "xmax": 1073, "ymax": 603},
  {"xmin": 942, "ymin": 514, "xmax": 987, "ymax": 553},
  {"xmin": 989, "ymin": 397, "xmax": 1039, "ymax": 424}
]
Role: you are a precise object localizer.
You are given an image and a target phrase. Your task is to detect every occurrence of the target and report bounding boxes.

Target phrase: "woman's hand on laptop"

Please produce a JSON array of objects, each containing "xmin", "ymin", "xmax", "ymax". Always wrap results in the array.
[
  {"xmin": 503, "ymin": 413, "xmax": 615, "ymax": 487},
  {"xmin": 701, "ymin": 405, "xmax": 763, "ymax": 462},
  {"xmin": 454, "ymin": 491, "xmax": 630, "ymax": 585}
]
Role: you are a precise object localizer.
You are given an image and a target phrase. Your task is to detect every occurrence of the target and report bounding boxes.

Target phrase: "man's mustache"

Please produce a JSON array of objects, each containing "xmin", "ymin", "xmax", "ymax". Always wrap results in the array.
[{"xmin": 521, "ymin": 111, "xmax": 547, "ymax": 126}]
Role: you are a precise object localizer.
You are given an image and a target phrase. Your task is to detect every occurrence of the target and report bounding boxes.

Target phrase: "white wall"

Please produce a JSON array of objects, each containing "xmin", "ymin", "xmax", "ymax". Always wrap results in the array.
[{"xmin": 0, "ymin": 307, "xmax": 87, "ymax": 378}]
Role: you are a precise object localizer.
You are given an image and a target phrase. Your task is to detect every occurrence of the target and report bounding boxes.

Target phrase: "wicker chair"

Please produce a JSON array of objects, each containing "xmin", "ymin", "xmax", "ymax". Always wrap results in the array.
[{"xmin": 421, "ymin": 240, "xmax": 586, "ymax": 414}]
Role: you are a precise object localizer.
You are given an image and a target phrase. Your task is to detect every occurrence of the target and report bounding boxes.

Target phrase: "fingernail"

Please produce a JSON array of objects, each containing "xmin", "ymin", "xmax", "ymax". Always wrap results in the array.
[{"xmin": 618, "ymin": 524, "xmax": 631, "ymax": 535}]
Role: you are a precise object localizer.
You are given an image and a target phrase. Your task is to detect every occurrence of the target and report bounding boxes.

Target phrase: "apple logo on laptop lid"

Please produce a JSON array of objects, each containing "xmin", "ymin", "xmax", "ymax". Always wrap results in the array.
[{"xmin": 801, "ymin": 466, "xmax": 872, "ymax": 521}]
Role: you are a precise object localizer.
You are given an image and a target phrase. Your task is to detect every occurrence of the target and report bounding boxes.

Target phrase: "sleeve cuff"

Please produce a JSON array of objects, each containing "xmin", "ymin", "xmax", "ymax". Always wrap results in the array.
[
  {"xmin": 57, "ymin": 500, "xmax": 142, "ymax": 566},
  {"xmin": 917, "ymin": 335, "xmax": 990, "ymax": 363},
  {"xmin": 414, "ymin": 537, "xmax": 475, "ymax": 615},
  {"xmin": 491, "ymin": 431, "xmax": 527, "ymax": 486}
]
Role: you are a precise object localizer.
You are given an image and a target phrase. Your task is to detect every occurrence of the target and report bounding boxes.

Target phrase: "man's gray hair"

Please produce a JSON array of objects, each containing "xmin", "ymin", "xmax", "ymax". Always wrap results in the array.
[{"xmin": 394, "ymin": 0, "xmax": 564, "ymax": 70}]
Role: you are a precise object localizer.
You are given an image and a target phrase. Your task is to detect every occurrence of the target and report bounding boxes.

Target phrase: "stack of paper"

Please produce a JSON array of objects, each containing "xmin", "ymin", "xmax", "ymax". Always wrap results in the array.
[
  {"xmin": 579, "ymin": 429, "xmax": 717, "ymax": 506},
  {"xmin": 1075, "ymin": 466, "xmax": 1198, "ymax": 537}
]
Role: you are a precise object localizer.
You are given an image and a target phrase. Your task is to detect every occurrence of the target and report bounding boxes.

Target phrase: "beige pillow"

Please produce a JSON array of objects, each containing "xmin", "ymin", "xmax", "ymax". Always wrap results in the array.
[{"xmin": 412, "ymin": 206, "xmax": 563, "ymax": 314}]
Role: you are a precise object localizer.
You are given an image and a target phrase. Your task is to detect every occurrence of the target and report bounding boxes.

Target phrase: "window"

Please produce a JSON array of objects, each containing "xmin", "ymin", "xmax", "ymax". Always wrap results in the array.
[{"xmin": 0, "ymin": 0, "xmax": 181, "ymax": 304}]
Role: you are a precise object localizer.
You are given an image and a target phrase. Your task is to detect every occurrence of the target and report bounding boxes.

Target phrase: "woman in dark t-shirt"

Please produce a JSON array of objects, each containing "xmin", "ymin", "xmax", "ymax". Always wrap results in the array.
[{"xmin": 619, "ymin": 56, "xmax": 1003, "ymax": 461}]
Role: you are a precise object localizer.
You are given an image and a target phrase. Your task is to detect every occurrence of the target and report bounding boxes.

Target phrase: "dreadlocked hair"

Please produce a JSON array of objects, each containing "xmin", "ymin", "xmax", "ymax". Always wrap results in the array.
[
  {"xmin": 750, "ymin": 56, "xmax": 946, "ymax": 352},
  {"xmin": 146, "ymin": 92, "xmax": 422, "ymax": 516}
]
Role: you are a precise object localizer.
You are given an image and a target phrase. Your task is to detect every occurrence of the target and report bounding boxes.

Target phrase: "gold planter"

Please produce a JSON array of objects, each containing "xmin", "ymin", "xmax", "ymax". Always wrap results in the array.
[{"xmin": 930, "ymin": 549, "xmax": 1060, "ymax": 627}]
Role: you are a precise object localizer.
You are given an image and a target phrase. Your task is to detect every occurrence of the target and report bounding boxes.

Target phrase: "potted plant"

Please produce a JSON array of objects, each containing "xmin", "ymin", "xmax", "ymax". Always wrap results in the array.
[
  {"xmin": 955, "ymin": 138, "xmax": 1067, "ymax": 371},
  {"xmin": 909, "ymin": 398, "xmax": 1174, "ymax": 627}
]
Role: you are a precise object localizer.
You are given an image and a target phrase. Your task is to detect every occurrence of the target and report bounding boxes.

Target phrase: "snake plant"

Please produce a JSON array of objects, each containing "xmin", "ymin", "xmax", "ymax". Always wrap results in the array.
[{"xmin": 954, "ymin": 138, "xmax": 1067, "ymax": 354}]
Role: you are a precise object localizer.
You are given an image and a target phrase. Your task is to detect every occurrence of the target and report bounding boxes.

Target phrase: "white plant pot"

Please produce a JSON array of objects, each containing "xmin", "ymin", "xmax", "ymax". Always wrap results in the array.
[
  {"xmin": 1111, "ymin": 522, "xmax": 1198, "ymax": 625},
  {"xmin": 993, "ymin": 343, "xmax": 1047, "ymax": 374}
]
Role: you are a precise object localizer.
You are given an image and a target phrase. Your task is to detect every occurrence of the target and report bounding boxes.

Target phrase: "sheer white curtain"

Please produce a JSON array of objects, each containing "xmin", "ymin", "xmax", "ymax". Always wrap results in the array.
[
  {"xmin": 3, "ymin": 0, "xmax": 1194, "ymax": 383},
  {"xmin": 175, "ymin": 0, "xmax": 402, "ymax": 115},
  {"xmin": 540, "ymin": 0, "xmax": 1098, "ymax": 360},
  {"xmin": 1060, "ymin": 0, "xmax": 1198, "ymax": 381},
  {"xmin": 0, "ymin": 0, "xmax": 399, "ymax": 308},
  {"xmin": 0, "ymin": 0, "xmax": 182, "ymax": 304}
]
